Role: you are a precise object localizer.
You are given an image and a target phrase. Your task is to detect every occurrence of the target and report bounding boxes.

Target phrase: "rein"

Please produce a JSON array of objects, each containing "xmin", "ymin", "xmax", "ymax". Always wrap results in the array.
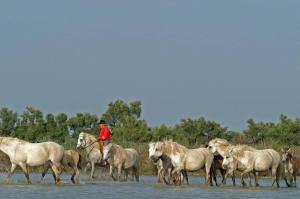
[
  {"xmin": 87, "ymin": 145, "xmax": 96, "ymax": 157},
  {"xmin": 82, "ymin": 140, "xmax": 98, "ymax": 149}
]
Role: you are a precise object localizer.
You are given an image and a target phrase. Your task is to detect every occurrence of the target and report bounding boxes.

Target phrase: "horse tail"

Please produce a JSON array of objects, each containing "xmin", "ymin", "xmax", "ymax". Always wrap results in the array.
[
  {"xmin": 276, "ymin": 162, "xmax": 281, "ymax": 182},
  {"xmin": 77, "ymin": 152, "xmax": 82, "ymax": 170}
]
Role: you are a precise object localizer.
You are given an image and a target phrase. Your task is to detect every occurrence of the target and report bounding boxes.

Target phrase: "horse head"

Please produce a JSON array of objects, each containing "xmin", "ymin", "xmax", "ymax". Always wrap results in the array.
[
  {"xmin": 222, "ymin": 154, "xmax": 235, "ymax": 170},
  {"xmin": 281, "ymin": 148, "xmax": 292, "ymax": 162},
  {"xmin": 76, "ymin": 132, "xmax": 87, "ymax": 149},
  {"xmin": 149, "ymin": 142, "xmax": 164, "ymax": 162},
  {"xmin": 208, "ymin": 138, "xmax": 230, "ymax": 155}
]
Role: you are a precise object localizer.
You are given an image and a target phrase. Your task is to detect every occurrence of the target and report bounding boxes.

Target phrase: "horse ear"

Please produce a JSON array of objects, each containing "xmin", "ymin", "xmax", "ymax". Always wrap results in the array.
[
  {"xmin": 281, "ymin": 148, "xmax": 285, "ymax": 153},
  {"xmin": 287, "ymin": 148, "xmax": 292, "ymax": 153}
]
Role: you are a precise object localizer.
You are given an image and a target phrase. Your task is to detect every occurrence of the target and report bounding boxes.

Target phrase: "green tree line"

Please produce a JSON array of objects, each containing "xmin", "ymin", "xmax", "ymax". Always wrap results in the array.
[{"xmin": 1, "ymin": 100, "xmax": 300, "ymax": 149}]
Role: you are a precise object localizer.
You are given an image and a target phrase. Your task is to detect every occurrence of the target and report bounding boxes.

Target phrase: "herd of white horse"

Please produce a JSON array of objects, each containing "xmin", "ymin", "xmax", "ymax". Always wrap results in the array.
[{"xmin": 0, "ymin": 133, "xmax": 299, "ymax": 188}]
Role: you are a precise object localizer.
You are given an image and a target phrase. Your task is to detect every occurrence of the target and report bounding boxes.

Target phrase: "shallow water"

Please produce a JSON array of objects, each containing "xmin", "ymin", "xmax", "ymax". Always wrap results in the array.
[{"xmin": 0, "ymin": 173, "xmax": 299, "ymax": 199}]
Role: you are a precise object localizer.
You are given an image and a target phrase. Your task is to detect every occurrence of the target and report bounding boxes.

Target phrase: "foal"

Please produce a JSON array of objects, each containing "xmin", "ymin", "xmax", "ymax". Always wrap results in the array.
[
  {"xmin": 282, "ymin": 148, "xmax": 300, "ymax": 187},
  {"xmin": 211, "ymin": 154, "xmax": 227, "ymax": 186},
  {"xmin": 155, "ymin": 154, "xmax": 173, "ymax": 184}
]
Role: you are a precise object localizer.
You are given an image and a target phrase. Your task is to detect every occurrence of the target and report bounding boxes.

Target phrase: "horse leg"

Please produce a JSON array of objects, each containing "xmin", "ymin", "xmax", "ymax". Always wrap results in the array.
[
  {"xmin": 75, "ymin": 166, "xmax": 80, "ymax": 184},
  {"xmin": 6, "ymin": 163, "xmax": 17, "ymax": 183},
  {"xmin": 40, "ymin": 163, "xmax": 52, "ymax": 182},
  {"xmin": 50, "ymin": 164, "xmax": 61, "ymax": 185},
  {"xmin": 114, "ymin": 164, "xmax": 123, "ymax": 182},
  {"xmin": 248, "ymin": 173, "xmax": 252, "ymax": 187},
  {"xmin": 276, "ymin": 166, "xmax": 281, "ymax": 188},
  {"xmin": 209, "ymin": 166, "xmax": 216, "ymax": 186},
  {"xmin": 157, "ymin": 168, "xmax": 162, "ymax": 183},
  {"xmin": 212, "ymin": 167, "xmax": 218, "ymax": 186},
  {"xmin": 133, "ymin": 167, "xmax": 139, "ymax": 182},
  {"xmin": 130, "ymin": 169, "xmax": 135, "ymax": 181},
  {"xmin": 110, "ymin": 165, "xmax": 117, "ymax": 181},
  {"xmin": 117, "ymin": 165, "xmax": 122, "ymax": 181},
  {"xmin": 284, "ymin": 175, "xmax": 291, "ymax": 187},
  {"xmin": 232, "ymin": 171, "xmax": 236, "ymax": 186},
  {"xmin": 124, "ymin": 169, "xmax": 128, "ymax": 181},
  {"xmin": 162, "ymin": 170, "xmax": 169, "ymax": 185},
  {"xmin": 182, "ymin": 170, "xmax": 189, "ymax": 185},
  {"xmin": 220, "ymin": 168, "xmax": 226, "ymax": 184},
  {"xmin": 171, "ymin": 169, "xmax": 179, "ymax": 185},
  {"xmin": 223, "ymin": 170, "xmax": 230, "ymax": 185},
  {"xmin": 90, "ymin": 161, "xmax": 95, "ymax": 179},
  {"xmin": 70, "ymin": 165, "xmax": 76, "ymax": 184},
  {"xmin": 253, "ymin": 171, "xmax": 259, "ymax": 187},
  {"xmin": 271, "ymin": 165, "xmax": 280, "ymax": 188},
  {"xmin": 166, "ymin": 168, "xmax": 171, "ymax": 184},
  {"xmin": 289, "ymin": 174, "xmax": 293, "ymax": 186},
  {"xmin": 19, "ymin": 163, "xmax": 31, "ymax": 184},
  {"xmin": 241, "ymin": 175, "xmax": 246, "ymax": 187},
  {"xmin": 85, "ymin": 162, "xmax": 91, "ymax": 173},
  {"xmin": 205, "ymin": 162, "xmax": 212, "ymax": 186},
  {"xmin": 240, "ymin": 170, "xmax": 252, "ymax": 187}
]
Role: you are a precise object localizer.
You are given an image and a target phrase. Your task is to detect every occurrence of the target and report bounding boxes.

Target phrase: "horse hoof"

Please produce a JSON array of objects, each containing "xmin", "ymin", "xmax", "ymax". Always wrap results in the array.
[{"xmin": 255, "ymin": 183, "xmax": 260, "ymax": 187}]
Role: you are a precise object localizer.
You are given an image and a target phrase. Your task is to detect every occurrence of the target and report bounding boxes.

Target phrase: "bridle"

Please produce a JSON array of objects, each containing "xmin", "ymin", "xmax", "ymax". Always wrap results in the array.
[{"xmin": 78, "ymin": 135, "xmax": 99, "ymax": 156}]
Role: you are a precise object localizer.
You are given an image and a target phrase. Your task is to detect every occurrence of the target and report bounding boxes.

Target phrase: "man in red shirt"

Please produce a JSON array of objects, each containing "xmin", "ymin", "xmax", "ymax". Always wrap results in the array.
[{"xmin": 98, "ymin": 119, "xmax": 112, "ymax": 153}]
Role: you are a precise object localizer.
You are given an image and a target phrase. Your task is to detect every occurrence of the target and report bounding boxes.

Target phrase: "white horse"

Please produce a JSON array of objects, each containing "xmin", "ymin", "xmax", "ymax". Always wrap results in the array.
[
  {"xmin": 149, "ymin": 141, "xmax": 214, "ymax": 185},
  {"xmin": 221, "ymin": 153, "xmax": 247, "ymax": 186},
  {"xmin": 208, "ymin": 138, "xmax": 281, "ymax": 187},
  {"xmin": 76, "ymin": 132, "xmax": 102, "ymax": 179},
  {"xmin": 0, "ymin": 136, "xmax": 64, "ymax": 184},
  {"xmin": 103, "ymin": 143, "xmax": 140, "ymax": 182}
]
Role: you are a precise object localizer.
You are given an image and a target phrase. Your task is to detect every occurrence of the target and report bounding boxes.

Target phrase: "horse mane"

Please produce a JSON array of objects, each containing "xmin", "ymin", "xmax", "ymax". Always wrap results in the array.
[
  {"xmin": 213, "ymin": 138, "xmax": 231, "ymax": 146},
  {"xmin": 81, "ymin": 132, "xmax": 97, "ymax": 143},
  {"xmin": 209, "ymin": 138, "xmax": 255, "ymax": 158},
  {"xmin": 111, "ymin": 144, "xmax": 123, "ymax": 150},
  {"xmin": 228, "ymin": 144, "xmax": 255, "ymax": 157},
  {"xmin": 160, "ymin": 141, "xmax": 188, "ymax": 155},
  {"xmin": 0, "ymin": 136, "xmax": 28, "ymax": 144}
]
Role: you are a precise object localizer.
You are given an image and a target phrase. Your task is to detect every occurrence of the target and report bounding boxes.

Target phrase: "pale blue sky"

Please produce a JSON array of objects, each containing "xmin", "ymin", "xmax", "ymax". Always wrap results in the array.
[{"xmin": 1, "ymin": 1, "xmax": 300, "ymax": 131}]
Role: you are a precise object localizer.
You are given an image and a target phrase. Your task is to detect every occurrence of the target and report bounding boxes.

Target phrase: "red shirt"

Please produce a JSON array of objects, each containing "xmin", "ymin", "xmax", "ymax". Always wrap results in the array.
[{"xmin": 99, "ymin": 126, "xmax": 111, "ymax": 142}]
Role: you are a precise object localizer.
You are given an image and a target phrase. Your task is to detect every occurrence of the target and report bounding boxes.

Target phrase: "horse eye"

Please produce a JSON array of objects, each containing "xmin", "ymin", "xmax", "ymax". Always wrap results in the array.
[{"xmin": 80, "ymin": 139, "xmax": 83, "ymax": 142}]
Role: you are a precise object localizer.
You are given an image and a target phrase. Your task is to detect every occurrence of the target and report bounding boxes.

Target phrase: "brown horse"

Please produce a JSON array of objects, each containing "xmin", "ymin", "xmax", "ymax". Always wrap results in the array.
[
  {"xmin": 200, "ymin": 144, "xmax": 226, "ymax": 186},
  {"xmin": 41, "ymin": 150, "xmax": 82, "ymax": 184},
  {"xmin": 210, "ymin": 154, "xmax": 227, "ymax": 186},
  {"xmin": 282, "ymin": 148, "xmax": 300, "ymax": 187}
]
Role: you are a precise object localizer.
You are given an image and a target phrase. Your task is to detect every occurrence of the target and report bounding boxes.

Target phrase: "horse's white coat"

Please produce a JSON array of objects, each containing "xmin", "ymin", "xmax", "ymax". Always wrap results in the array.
[
  {"xmin": 77, "ymin": 132, "xmax": 102, "ymax": 179},
  {"xmin": 0, "ymin": 136, "xmax": 64, "ymax": 184}
]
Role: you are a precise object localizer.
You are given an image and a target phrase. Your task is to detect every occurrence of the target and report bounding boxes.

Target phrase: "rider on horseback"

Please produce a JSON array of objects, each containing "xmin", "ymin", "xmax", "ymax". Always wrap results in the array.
[{"xmin": 98, "ymin": 119, "xmax": 112, "ymax": 153}]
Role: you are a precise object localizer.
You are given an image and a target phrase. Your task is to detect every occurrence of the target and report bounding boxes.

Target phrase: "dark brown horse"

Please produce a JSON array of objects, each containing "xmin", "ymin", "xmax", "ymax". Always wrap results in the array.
[
  {"xmin": 210, "ymin": 154, "xmax": 227, "ymax": 186},
  {"xmin": 282, "ymin": 148, "xmax": 300, "ymax": 187},
  {"xmin": 200, "ymin": 144, "xmax": 226, "ymax": 186}
]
